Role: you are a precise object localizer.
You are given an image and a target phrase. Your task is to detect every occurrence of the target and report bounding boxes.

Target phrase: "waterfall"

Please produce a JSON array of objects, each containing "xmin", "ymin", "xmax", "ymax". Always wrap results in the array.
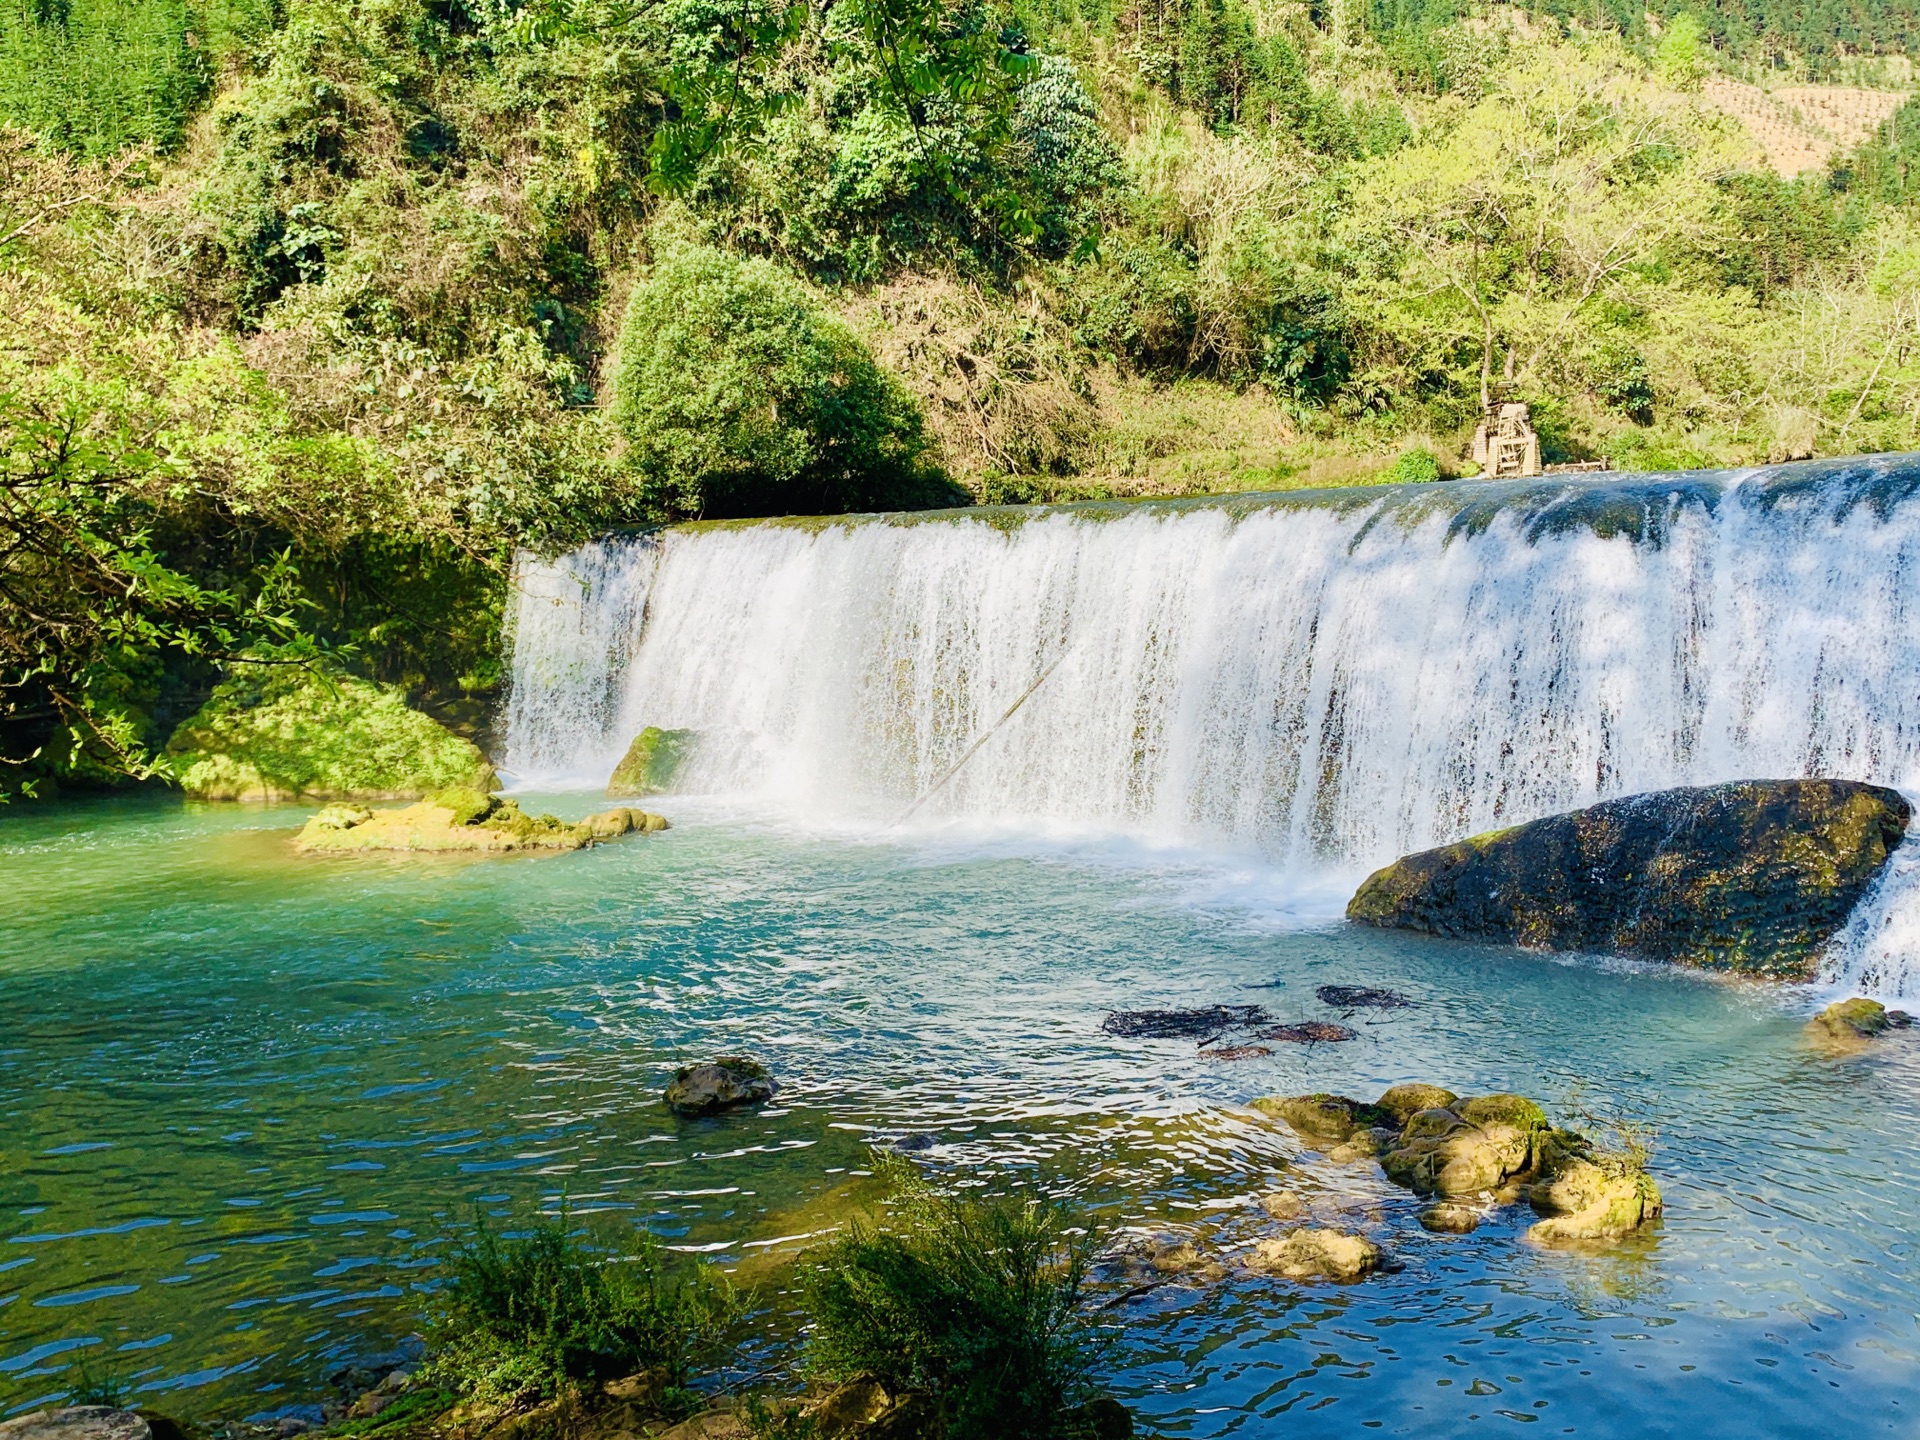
[{"xmin": 502, "ymin": 457, "xmax": 1920, "ymax": 995}]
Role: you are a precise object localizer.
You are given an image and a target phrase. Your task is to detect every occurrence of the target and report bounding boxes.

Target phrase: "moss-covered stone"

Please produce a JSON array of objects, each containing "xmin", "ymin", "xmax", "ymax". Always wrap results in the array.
[
  {"xmin": 295, "ymin": 796, "xmax": 667, "ymax": 853},
  {"xmin": 607, "ymin": 727, "xmax": 695, "ymax": 797},
  {"xmin": 167, "ymin": 667, "xmax": 497, "ymax": 802},
  {"xmin": 1246, "ymin": 1228, "xmax": 1386, "ymax": 1282},
  {"xmin": 1347, "ymin": 779, "xmax": 1911, "ymax": 978},
  {"xmin": 1376, "ymin": 1084, "xmax": 1458, "ymax": 1123},
  {"xmin": 1249, "ymin": 1093, "xmax": 1393, "ymax": 1143},
  {"xmin": 1524, "ymin": 1159, "xmax": 1663, "ymax": 1246}
]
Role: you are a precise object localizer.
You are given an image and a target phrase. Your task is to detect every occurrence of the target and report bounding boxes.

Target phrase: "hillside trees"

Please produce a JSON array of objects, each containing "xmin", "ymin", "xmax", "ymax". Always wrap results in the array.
[{"xmin": 1327, "ymin": 45, "xmax": 1744, "ymax": 441}]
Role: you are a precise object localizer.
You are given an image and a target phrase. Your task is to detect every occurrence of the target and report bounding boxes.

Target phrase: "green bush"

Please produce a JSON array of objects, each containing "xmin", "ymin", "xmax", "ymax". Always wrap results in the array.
[
  {"xmin": 613, "ymin": 245, "xmax": 965, "ymax": 519},
  {"xmin": 424, "ymin": 1212, "xmax": 734, "ymax": 1407},
  {"xmin": 1382, "ymin": 446, "xmax": 1441, "ymax": 484},
  {"xmin": 802, "ymin": 1162, "xmax": 1107, "ymax": 1440}
]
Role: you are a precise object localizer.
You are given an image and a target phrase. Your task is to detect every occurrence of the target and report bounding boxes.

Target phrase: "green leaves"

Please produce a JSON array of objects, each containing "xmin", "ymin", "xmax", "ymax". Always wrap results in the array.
[{"xmin": 0, "ymin": 393, "xmax": 302, "ymax": 795}]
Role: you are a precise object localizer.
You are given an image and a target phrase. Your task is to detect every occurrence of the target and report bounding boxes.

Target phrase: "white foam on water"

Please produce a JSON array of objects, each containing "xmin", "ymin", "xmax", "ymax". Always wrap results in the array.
[{"xmin": 502, "ymin": 458, "xmax": 1920, "ymax": 998}]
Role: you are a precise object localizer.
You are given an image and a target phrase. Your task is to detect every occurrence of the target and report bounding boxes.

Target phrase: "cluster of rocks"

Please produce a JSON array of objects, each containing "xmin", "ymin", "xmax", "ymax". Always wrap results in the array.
[
  {"xmin": 295, "ymin": 789, "xmax": 667, "ymax": 854},
  {"xmin": 1251, "ymin": 1085, "xmax": 1662, "ymax": 1248},
  {"xmin": 1103, "ymin": 986, "xmax": 1414, "ymax": 1061}
]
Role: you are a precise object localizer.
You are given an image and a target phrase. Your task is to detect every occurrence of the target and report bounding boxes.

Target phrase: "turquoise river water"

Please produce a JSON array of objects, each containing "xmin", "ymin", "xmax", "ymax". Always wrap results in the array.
[{"xmin": 2, "ymin": 794, "xmax": 1918, "ymax": 1437}]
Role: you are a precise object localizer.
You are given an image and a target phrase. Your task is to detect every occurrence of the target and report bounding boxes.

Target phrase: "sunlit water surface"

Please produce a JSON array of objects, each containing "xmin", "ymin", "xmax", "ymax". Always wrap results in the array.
[{"xmin": 2, "ymin": 797, "xmax": 1917, "ymax": 1438}]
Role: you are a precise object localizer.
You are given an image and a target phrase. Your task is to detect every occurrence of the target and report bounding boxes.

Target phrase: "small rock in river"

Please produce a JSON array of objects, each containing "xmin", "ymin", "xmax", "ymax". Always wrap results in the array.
[
  {"xmin": 1418, "ymin": 1202, "xmax": 1482, "ymax": 1234},
  {"xmin": 1246, "ymin": 1228, "xmax": 1386, "ymax": 1282},
  {"xmin": 665, "ymin": 1056, "xmax": 776, "ymax": 1115},
  {"xmin": 1375, "ymin": 1084, "xmax": 1459, "ymax": 1123},
  {"xmin": 1257, "ymin": 1189, "xmax": 1308, "ymax": 1220}
]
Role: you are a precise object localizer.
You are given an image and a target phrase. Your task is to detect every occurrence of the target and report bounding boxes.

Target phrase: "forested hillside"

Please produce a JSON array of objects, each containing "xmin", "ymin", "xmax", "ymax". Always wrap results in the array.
[{"xmin": 6, "ymin": 0, "xmax": 1920, "ymax": 794}]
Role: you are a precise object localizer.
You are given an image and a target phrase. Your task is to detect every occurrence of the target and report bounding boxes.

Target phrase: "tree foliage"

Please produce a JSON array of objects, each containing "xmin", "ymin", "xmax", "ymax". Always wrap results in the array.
[{"xmin": 614, "ymin": 245, "xmax": 960, "ymax": 517}]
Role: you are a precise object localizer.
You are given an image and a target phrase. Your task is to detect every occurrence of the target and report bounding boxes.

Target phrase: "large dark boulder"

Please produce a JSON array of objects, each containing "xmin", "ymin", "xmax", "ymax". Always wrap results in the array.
[{"xmin": 1347, "ymin": 779, "xmax": 1910, "ymax": 978}]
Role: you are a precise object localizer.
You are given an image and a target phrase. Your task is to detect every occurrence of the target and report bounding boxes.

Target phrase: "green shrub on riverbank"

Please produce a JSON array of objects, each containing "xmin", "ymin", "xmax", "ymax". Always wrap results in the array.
[
  {"xmin": 802, "ymin": 1163, "xmax": 1110, "ymax": 1440},
  {"xmin": 423, "ymin": 1213, "xmax": 734, "ymax": 1408}
]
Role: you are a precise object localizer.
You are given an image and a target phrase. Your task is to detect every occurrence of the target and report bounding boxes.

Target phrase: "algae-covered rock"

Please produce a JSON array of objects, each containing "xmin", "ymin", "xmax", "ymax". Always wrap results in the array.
[
  {"xmin": 0, "ymin": 1409, "xmax": 153, "ymax": 1440},
  {"xmin": 1808, "ymin": 996, "xmax": 1911, "ymax": 1040},
  {"xmin": 1347, "ymin": 779, "xmax": 1910, "ymax": 978},
  {"xmin": 1376, "ymin": 1083, "xmax": 1458, "ymax": 1123},
  {"xmin": 295, "ymin": 795, "xmax": 666, "ymax": 853},
  {"xmin": 1246, "ymin": 1228, "xmax": 1386, "ymax": 1282},
  {"xmin": 607, "ymin": 727, "xmax": 695, "ymax": 797},
  {"xmin": 168, "ymin": 667, "xmax": 497, "ymax": 802},
  {"xmin": 1250, "ymin": 1093, "xmax": 1393, "ymax": 1143},
  {"xmin": 1524, "ymin": 1158, "xmax": 1662, "ymax": 1245},
  {"xmin": 664, "ymin": 1056, "xmax": 776, "ymax": 1115},
  {"xmin": 1377, "ymin": 1096, "xmax": 1546, "ymax": 1197}
]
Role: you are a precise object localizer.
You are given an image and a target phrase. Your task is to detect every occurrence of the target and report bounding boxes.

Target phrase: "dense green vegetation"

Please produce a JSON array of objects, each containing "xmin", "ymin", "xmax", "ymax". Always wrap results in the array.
[
  {"xmin": 803, "ymin": 1165, "xmax": 1106, "ymax": 1439},
  {"xmin": 8, "ymin": 0, "xmax": 1920, "ymax": 790},
  {"xmin": 422, "ymin": 1212, "xmax": 733, "ymax": 1409}
]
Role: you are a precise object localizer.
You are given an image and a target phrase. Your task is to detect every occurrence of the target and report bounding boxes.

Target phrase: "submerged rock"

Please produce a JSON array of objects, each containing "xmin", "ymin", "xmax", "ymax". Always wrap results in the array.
[
  {"xmin": 1257, "ymin": 1189, "xmax": 1308, "ymax": 1220},
  {"xmin": 1247, "ymin": 1227, "xmax": 1386, "ymax": 1282},
  {"xmin": 1346, "ymin": 779, "xmax": 1911, "ymax": 978},
  {"xmin": 607, "ymin": 726, "xmax": 696, "ymax": 798},
  {"xmin": 296, "ymin": 793, "xmax": 666, "ymax": 853},
  {"xmin": 1808, "ymin": 995, "xmax": 1914, "ymax": 1043},
  {"xmin": 1418, "ymin": 1202, "xmax": 1482, "ymax": 1234},
  {"xmin": 1257, "ymin": 1021, "xmax": 1358, "ymax": 1043},
  {"xmin": 665, "ymin": 1056, "xmax": 776, "ymax": 1115},
  {"xmin": 167, "ymin": 667, "xmax": 497, "ymax": 802}
]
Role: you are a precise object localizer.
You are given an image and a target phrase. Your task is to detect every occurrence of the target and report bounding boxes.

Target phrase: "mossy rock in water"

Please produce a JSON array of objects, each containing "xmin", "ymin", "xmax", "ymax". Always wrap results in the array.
[
  {"xmin": 1524, "ymin": 1159, "xmax": 1663, "ymax": 1246},
  {"xmin": 296, "ymin": 796, "xmax": 664, "ymax": 853},
  {"xmin": 1346, "ymin": 779, "xmax": 1911, "ymax": 979},
  {"xmin": 167, "ymin": 668, "xmax": 496, "ymax": 802},
  {"xmin": 607, "ymin": 726, "xmax": 695, "ymax": 797},
  {"xmin": 1376, "ymin": 1084, "xmax": 1458, "ymax": 1123},
  {"xmin": 1807, "ymin": 995, "xmax": 1914, "ymax": 1046},
  {"xmin": 1250, "ymin": 1093, "xmax": 1393, "ymax": 1143}
]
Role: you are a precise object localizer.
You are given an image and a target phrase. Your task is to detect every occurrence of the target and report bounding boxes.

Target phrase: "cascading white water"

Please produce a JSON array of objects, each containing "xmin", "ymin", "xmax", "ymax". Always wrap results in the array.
[{"xmin": 502, "ymin": 457, "xmax": 1920, "ymax": 996}]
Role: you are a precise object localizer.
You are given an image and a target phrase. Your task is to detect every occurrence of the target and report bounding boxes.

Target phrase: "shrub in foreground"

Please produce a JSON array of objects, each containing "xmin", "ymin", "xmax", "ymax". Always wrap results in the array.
[
  {"xmin": 423, "ymin": 1212, "xmax": 733, "ymax": 1407},
  {"xmin": 802, "ymin": 1162, "xmax": 1110, "ymax": 1440}
]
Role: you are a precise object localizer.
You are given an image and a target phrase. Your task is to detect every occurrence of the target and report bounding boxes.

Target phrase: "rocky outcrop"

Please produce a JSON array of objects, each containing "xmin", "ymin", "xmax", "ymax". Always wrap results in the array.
[
  {"xmin": 1247, "ymin": 1228, "xmax": 1387, "ymax": 1282},
  {"xmin": 607, "ymin": 727, "xmax": 695, "ymax": 797},
  {"xmin": 167, "ymin": 667, "xmax": 497, "ymax": 802},
  {"xmin": 664, "ymin": 1056, "xmax": 776, "ymax": 1115},
  {"xmin": 296, "ymin": 791, "xmax": 666, "ymax": 853},
  {"xmin": 1347, "ymin": 779, "xmax": 1911, "ymax": 978},
  {"xmin": 1248, "ymin": 1092, "xmax": 1392, "ymax": 1142}
]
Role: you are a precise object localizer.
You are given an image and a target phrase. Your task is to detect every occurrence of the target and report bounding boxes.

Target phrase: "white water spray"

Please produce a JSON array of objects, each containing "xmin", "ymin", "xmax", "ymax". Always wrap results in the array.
[{"xmin": 503, "ymin": 458, "xmax": 1920, "ymax": 997}]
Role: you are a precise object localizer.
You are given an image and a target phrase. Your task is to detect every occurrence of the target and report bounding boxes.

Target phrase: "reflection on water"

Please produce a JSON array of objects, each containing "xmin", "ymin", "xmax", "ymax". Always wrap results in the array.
[{"xmin": 2, "ymin": 795, "xmax": 1917, "ymax": 1438}]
